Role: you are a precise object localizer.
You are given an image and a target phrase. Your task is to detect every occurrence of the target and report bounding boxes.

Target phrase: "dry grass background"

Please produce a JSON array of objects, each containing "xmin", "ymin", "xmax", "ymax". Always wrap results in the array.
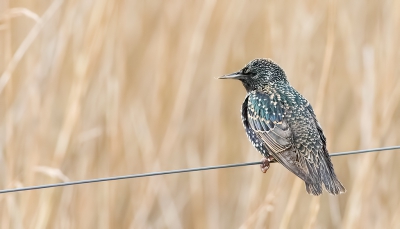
[{"xmin": 0, "ymin": 0, "xmax": 400, "ymax": 228}]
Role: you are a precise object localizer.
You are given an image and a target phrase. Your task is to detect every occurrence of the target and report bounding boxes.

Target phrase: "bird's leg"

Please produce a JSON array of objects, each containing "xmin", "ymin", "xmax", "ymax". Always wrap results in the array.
[
  {"xmin": 260, "ymin": 158, "xmax": 269, "ymax": 173},
  {"xmin": 260, "ymin": 155, "xmax": 276, "ymax": 173}
]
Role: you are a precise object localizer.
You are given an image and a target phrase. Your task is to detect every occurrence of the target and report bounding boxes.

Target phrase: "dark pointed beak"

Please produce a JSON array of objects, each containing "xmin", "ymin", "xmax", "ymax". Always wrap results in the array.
[{"xmin": 218, "ymin": 71, "xmax": 246, "ymax": 80}]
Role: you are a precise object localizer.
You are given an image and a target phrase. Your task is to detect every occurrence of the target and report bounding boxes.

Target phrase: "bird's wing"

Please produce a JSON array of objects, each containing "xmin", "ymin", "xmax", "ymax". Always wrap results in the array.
[{"xmin": 245, "ymin": 91, "xmax": 314, "ymax": 183}]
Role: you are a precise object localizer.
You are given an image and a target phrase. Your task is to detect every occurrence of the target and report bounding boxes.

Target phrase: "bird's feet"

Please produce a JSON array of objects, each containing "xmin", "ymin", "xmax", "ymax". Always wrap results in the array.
[{"xmin": 260, "ymin": 156, "xmax": 276, "ymax": 173}]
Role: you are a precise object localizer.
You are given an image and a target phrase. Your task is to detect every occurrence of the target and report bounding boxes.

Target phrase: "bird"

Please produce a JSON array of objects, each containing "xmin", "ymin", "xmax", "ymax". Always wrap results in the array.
[{"xmin": 219, "ymin": 58, "xmax": 345, "ymax": 195}]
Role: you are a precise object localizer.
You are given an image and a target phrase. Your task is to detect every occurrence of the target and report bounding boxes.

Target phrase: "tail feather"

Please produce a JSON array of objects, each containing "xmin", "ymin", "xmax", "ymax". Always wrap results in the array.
[
  {"xmin": 305, "ymin": 182, "xmax": 323, "ymax": 196},
  {"xmin": 321, "ymin": 164, "xmax": 346, "ymax": 195},
  {"xmin": 304, "ymin": 173, "xmax": 345, "ymax": 195},
  {"xmin": 319, "ymin": 153, "xmax": 346, "ymax": 195},
  {"xmin": 323, "ymin": 176, "xmax": 346, "ymax": 195},
  {"xmin": 303, "ymin": 151, "xmax": 346, "ymax": 195},
  {"xmin": 321, "ymin": 152, "xmax": 346, "ymax": 195}
]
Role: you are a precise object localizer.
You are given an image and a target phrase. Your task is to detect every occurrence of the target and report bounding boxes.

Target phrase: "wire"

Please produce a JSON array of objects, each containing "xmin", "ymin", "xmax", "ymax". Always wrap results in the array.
[
  {"xmin": 1, "ymin": 145, "xmax": 399, "ymax": 194},
  {"xmin": 329, "ymin": 145, "xmax": 400, "ymax": 157},
  {"xmin": 0, "ymin": 162, "xmax": 261, "ymax": 194}
]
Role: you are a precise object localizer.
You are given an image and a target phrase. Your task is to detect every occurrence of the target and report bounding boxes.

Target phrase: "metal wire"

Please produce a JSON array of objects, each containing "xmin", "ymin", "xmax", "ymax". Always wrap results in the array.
[{"xmin": 1, "ymin": 145, "xmax": 399, "ymax": 194}]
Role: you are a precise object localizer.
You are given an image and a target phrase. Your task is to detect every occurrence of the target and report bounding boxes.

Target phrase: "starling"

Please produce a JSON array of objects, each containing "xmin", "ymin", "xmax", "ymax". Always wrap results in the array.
[{"xmin": 219, "ymin": 58, "xmax": 345, "ymax": 195}]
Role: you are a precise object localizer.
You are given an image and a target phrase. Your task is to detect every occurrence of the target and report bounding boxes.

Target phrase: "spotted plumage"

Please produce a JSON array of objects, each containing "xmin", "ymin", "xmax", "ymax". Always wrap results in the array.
[{"xmin": 219, "ymin": 58, "xmax": 345, "ymax": 195}]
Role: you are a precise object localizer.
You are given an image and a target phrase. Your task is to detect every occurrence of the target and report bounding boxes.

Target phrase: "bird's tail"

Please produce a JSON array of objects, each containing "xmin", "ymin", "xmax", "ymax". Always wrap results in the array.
[
  {"xmin": 321, "ymin": 167, "xmax": 346, "ymax": 195},
  {"xmin": 321, "ymin": 153, "xmax": 346, "ymax": 195},
  {"xmin": 325, "ymin": 178, "xmax": 346, "ymax": 195},
  {"xmin": 305, "ymin": 182, "xmax": 323, "ymax": 196},
  {"xmin": 304, "ymin": 153, "xmax": 346, "ymax": 196},
  {"xmin": 318, "ymin": 154, "xmax": 346, "ymax": 195}
]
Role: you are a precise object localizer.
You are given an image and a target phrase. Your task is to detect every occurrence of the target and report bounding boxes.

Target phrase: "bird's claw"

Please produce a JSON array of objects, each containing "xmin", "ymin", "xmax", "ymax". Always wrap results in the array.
[
  {"xmin": 260, "ymin": 156, "xmax": 276, "ymax": 173},
  {"xmin": 260, "ymin": 157, "xmax": 270, "ymax": 173}
]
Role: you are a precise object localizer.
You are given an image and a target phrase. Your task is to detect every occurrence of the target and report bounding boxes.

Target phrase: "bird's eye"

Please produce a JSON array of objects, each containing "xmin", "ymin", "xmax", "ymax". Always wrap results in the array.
[{"xmin": 242, "ymin": 67, "xmax": 250, "ymax": 75}]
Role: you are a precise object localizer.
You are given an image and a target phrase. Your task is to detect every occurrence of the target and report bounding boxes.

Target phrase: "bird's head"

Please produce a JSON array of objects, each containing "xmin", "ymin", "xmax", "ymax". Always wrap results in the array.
[{"xmin": 219, "ymin": 58, "xmax": 287, "ymax": 92}]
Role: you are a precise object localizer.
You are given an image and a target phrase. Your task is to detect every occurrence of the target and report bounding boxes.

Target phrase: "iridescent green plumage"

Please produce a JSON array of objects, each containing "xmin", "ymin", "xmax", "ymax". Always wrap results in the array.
[{"xmin": 220, "ymin": 58, "xmax": 345, "ymax": 195}]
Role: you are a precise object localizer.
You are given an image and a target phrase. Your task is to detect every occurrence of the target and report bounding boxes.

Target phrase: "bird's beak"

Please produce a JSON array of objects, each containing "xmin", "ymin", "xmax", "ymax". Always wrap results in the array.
[{"xmin": 218, "ymin": 71, "xmax": 246, "ymax": 80}]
